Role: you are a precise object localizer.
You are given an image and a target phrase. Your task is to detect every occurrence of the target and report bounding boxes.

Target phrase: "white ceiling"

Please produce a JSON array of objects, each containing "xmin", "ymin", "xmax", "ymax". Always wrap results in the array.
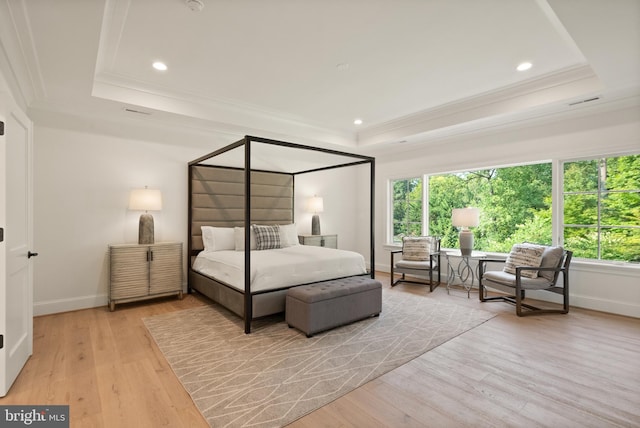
[{"xmin": 1, "ymin": 0, "xmax": 639, "ymax": 150}]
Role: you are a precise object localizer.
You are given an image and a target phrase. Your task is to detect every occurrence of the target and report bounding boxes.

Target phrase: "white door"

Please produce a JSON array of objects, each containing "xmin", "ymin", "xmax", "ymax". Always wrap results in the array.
[{"xmin": 0, "ymin": 98, "xmax": 34, "ymax": 397}]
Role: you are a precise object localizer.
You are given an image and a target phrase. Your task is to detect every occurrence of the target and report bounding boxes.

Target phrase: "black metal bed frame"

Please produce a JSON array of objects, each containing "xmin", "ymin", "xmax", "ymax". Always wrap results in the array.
[{"xmin": 188, "ymin": 135, "xmax": 376, "ymax": 333}]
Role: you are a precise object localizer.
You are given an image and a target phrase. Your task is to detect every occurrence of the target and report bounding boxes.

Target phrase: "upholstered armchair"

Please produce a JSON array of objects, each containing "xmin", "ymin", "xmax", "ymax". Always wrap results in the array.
[
  {"xmin": 390, "ymin": 236, "xmax": 441, "ymax": 291},
  {"xmin": 478, "ymin": 243, "xmax": 572, "ymax": 316}
]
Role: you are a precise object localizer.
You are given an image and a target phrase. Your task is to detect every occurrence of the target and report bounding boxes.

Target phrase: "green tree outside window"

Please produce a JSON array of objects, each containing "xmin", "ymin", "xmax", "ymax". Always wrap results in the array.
[
  {"xmin": 563, "ymin": 155, "xmax": 640, "ymax": 262},
  {"xmin": 391, "ymin": 178, "xmax": 422, "ymax": 242},
  {"xmin": 428, "ymin": 164, "xmax": 552, "ymax": 253}
]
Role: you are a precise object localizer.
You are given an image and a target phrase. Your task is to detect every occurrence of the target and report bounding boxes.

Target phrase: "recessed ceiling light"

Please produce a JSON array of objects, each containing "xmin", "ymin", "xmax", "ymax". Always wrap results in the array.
[
  {"xmin": 354, "ymin": 118, "xmax": 363, "ymax": 125},
  {"xmin": 336, "ymin": 63, "xmax": 350, "ymax": 71},
  {"xmin": 517, "ymin": 62, "xmax": 532, "ymax": 71},
  {"xmin": 152, "ymin": 61, "xmax": 168, "ymax": 71}
]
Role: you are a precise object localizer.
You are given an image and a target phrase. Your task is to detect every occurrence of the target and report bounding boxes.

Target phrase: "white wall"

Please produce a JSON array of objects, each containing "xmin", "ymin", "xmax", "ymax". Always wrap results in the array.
[
  {"xmin": 374, "ymin": 103, "xmax": 640, "ymax": 318},
  {"xmin": 294, "ymin": 164, "xmax": 370, "ymax": 254},
  {"xmin": 32, "ymin": 126, "xmax": 207, "ymax": 315}
]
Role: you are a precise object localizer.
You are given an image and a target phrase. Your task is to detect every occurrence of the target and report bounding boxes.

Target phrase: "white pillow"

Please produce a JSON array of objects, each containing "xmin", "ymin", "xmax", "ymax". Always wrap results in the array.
[
  {"xmin": 279, "ymin": 223, "xmax": 299, "ymax": 247},
  {"xmin": 234, "ymin": 227, "xmax": 257, "ymax": 251},
  {"xmin": 201, "ymin": 226, "xmax": 235, "ymax": 252}
]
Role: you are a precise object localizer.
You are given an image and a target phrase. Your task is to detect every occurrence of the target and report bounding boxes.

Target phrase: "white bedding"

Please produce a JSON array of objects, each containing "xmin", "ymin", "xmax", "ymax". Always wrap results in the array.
[{"xmin": 192, "ymin": 245, "xmax": 367, "ymax": 293}]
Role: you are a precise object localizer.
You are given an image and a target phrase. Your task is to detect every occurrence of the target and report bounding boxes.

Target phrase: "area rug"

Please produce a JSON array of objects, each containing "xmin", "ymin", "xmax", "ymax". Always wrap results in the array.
[{"xmin": 143, "ymin": 288, "xmax": 495, "ymax": 427}]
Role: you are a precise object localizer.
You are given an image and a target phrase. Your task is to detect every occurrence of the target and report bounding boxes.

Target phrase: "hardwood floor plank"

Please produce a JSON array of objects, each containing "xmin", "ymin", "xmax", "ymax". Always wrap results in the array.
[
  {"xmin": 336, "ymin": 386, "xmax": 428, "ymax": 427},
  {"xmin": 433, "ymin": 317, "xmax": 640, "ymax": 427},
  {"xmin": 124, "ymin": 360, "xmax": 187, "ymax": 428},
  {"xmin": 288, "ymin": 408, "xmax": 354, "ymax": 428},
  {"xmin": 68, "ymin": 370, "xmax": 102, "ymax": 421},
  {"xmin": 95, "ymin": 363, "xmax": 139, "ymax": 428},
  {"xmin": 89, "ymin": 309, "xmax": 119, "ymax": 369},
  {"xmin": 377, "ymin": 362, "xmax": 512, "ymax": 427},
  {"xmin": 312, "ymin": 394, "xmax": 388, "ymax": 428},
  {"xmin": 359, "ymin": 379, "xmax": 461, "ymax": 427}
]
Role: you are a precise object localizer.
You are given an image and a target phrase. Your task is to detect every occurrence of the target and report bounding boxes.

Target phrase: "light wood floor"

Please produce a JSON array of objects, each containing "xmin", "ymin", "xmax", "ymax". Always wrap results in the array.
[{"xmin": 1, "ymin": 273, "xmax": 638, "ymax": 427}]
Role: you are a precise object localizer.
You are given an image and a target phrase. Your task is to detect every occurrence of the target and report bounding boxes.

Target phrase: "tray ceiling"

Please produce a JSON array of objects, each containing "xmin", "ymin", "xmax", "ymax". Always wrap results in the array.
[{"xmin": 1, "ymin": 0, "xmax": 638, "ymax": 149}]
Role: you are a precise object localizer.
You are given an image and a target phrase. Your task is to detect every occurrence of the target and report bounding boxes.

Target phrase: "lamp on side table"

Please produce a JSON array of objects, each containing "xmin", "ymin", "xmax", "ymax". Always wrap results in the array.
[
  {"xmin": 307, "ymin": 195, "xmax": 324, "ymax": 235},
  {"xmin": 452, "ymin": 207, "xmax": 480, "ymax": 256},
  {"xmin": 129, "ymin": 186, "xmax": 162, "ymax": 244}
]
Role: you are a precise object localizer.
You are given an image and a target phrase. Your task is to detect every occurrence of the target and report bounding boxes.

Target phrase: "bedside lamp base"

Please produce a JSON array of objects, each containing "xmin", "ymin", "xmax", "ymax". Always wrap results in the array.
[
  {"xmin": 311, "ymin": 214, "xmax": 321, "ymax": 235},
  {"xmin": 139, "ymin": 213, "xmax": 155, "ymax": 244}
]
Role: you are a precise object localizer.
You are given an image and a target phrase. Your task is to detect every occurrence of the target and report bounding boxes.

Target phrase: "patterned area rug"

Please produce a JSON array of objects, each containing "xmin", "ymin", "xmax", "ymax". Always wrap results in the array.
[{"xmin": 144, "ymin": 288, "xmax": 495, "ymax": 428}]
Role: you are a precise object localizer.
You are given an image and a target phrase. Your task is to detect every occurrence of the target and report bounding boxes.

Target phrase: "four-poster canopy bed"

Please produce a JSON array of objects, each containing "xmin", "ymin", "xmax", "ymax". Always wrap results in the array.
[{"xmin": 188, "ymin": 136, "xmax": 375, "ymax": 333}]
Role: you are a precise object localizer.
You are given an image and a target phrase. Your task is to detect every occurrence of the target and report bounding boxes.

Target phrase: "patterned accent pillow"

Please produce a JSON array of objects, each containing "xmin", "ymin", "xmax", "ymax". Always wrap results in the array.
[
  {"xmin": 402, "ymin": 236, "xmax": 434, "ymax": 261},
  {"xmin": 252, "ymin": 224, "xmax": 281, "ymax": 250},
  {"xmin": 503, "ymin": 243, "xmax": 545, "ymax": 278}
]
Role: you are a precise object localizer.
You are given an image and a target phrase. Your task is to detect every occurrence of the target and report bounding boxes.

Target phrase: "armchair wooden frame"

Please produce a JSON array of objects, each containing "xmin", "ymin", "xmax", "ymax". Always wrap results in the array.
[
  {"xmin": 390, "ymin": 238, "xmax": 441, "ymax": 292},
  {"xmin": 478, "ymin": 250, "xmax": 572, "ymax": 316}
]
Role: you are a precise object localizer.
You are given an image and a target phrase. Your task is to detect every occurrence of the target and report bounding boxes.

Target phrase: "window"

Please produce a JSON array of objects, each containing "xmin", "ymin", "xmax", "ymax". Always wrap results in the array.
[
  {"xmin": 390, "ymin": 155, "xmax": 639, "ymax": 263},
  {"xmin": 390, "ymin": 164, "xmax": 553, "ymax": 250},
  {"xmin": 428, "ymin": 164, "xmax": 552, "ymax": 253},
  {"xmin": 563, "ymin": 155, "xmax": 640, "ymax": 262},
  {"xmin": 391, "ymin": 177, "xmax": 422, "ymax": 242}
]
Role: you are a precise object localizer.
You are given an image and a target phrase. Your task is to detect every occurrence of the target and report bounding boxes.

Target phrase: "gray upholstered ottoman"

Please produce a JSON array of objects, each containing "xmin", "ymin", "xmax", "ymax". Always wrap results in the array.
[{"xmin": 286, "ymin": 276, "xmax": 382, "ymax": 337}]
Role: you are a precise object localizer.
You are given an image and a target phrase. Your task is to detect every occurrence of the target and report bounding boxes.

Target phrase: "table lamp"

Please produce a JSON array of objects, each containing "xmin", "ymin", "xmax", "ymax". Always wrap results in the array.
[
  {"xmin": 129, "ymin": 187, "xmax": 162, "ymax": 244},
  {"xmin": 308, "ymin": 196, "xmax": 324, "ymax": 235},
  {"xmin": 452, "ymin": 207, "xmax": 479, "ymax": 256}
]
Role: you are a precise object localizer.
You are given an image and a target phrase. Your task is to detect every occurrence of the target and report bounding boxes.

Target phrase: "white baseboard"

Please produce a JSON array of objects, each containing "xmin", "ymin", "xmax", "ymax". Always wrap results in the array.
[
  {"xmin": 33, "ymin": 294, "xmax": 108, "ymax": 316},
  {"xmin": 570, "ymin": 294, "xmax": 640, "ymax": 318},
  {"xmin": 33, "ymin": 283, "xmax": 189, "ymax": 316}
]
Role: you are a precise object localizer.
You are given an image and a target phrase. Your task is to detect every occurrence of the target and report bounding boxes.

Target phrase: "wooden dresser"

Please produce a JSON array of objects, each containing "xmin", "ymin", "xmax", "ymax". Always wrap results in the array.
[{"xmin": 108, "ymin": 242, "xmax": 183, "ymax": 311}]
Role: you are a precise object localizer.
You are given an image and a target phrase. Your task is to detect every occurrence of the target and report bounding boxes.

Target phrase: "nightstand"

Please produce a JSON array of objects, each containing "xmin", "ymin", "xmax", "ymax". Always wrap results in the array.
[
  {"xmin": 108, "ymin": 241, "xmax": 183, "ymax": 311},
  {"xmin": 298, "ymin": 234, "xmax": 337, "ymax": 249}
]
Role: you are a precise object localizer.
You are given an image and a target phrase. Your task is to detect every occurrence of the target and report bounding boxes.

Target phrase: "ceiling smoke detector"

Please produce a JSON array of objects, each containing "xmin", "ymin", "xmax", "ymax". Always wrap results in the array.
[{"xmin": 185, "ymin": 0, "xmax": 204, "ymax": 12}]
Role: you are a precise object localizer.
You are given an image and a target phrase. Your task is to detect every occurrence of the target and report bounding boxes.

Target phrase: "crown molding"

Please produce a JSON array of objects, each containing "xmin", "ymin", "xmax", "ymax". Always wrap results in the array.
[
  {"xmin": 364, "ymin": 90, "xmax": 640, "ymax": 160},
  {"xmin": 356, "ymin": 64, "xmax": 603, "ymax": 147},
  {"xmin": 27, "ymin": 94, "xmax": 361, "ymax": 154},
  {"xmin": 94, "ymin": 0, "xmax": 130, "ymax": 74},
  {"xmin": 0, "ymin": 0, "xmax": 47, "ymax": 110},
  {"xmin": 91, "ymin": 72, "xmax": 357, "ymax": 147}
]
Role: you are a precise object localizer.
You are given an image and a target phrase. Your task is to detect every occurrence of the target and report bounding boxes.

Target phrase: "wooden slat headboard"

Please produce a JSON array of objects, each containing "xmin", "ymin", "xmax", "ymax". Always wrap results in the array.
[{"xmin": 189, "ymin": 165, "xmax": 294, "ymax": 254}]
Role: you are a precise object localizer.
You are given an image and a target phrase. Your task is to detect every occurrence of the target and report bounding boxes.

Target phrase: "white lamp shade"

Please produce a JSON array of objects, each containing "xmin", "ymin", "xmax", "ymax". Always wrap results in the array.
[
  {"xmin": 129, "ymin": 188, "xmax": 162, "ymax": 211},
  {"xmin": 451, "ymin": 207, "xmax": 479, "ymax": 228},
  {"xmin": 307, "ymin": 196, "xmax": 324, "ymax": 213}
]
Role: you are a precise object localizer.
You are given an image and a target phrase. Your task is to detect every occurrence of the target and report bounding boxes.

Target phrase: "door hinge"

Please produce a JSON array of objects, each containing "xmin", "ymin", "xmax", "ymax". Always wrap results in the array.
[
  {"xmin": 0, "ymin": 334, "xmax": 3, "ymax": 349},
  {"xmin": 0, "ymin": 120, "xmax": 4, "ymax": 136}
]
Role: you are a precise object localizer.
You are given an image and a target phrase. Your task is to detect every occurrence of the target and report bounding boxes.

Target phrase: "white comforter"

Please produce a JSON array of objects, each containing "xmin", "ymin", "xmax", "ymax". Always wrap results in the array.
[{"xmin": 192, "ymin": 245, "xmax": 367, "ymax": 293}]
